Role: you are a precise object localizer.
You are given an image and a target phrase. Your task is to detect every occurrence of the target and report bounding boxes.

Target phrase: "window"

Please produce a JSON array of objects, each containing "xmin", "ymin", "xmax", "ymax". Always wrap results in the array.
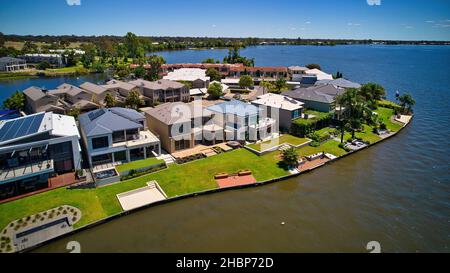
[
  {"xmin": 92, "ymin": 136, "xmax": 109, "ymax": 149},
  {"xmin": 292, "ymin": 110, "xmax": 300, "ymax": 119},
  {"xmin": 114, "ymin": 151, "xmax": 127, "ymax": 162},
  {"xmin": 112, "ymin": 131, "xmax": 125, "ymax": 143}
]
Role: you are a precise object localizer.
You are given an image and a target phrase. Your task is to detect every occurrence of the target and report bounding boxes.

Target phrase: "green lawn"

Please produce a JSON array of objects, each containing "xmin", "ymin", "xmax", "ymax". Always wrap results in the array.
[
  {"xmin": 0, "ymin": 148, "xmax": 288, "ymax": 230},
  {"xmin": 0, "ymin": 187, "xmax": 105, "ymax": 231},
  {"xmin": 375, "ymin": 107, "xmax": 403, "ymax": 132},
  {"xmin": 296, "ymin": 140, "xmax": 348, "ymax": 157},
  {"xmin": 246, "ymin": 134, "xmax": 310, "ymax": 151},
  {"xmin": 116, "ymin": 157, "xmax": 165, "ymax": 173}
]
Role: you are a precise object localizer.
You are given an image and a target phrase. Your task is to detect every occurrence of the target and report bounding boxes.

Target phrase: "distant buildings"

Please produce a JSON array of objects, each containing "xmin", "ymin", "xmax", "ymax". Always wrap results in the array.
[
  {"xmin": 0, "ymin": 57, "xmax": 27, "ymax": 72},
  {"xmin": 0, "ymin": 112, "xmax": 81, "ymax": 200},
  {"xmin": 163, "ymin": 68, "xmax": 210, "ymax": 88},
  {"xmin": 21, "ymin": 54, "xmax": 65, "ymax": 68},
  {"xmin": 78, "ymin": 108, "xmax": 161, "ymax": 167}
]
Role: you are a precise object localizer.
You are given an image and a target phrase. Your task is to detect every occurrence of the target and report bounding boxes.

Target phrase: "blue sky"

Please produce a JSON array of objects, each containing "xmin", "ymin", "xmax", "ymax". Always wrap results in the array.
[{"xmin": 1, "ymin": 0, "xmax": 449, "ymax": 40}]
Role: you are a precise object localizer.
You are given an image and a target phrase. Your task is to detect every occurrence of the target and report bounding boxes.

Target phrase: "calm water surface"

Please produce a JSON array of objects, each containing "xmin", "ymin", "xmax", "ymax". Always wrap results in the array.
[{"xmin": 2, "ymin": 45, "xmax": 447, "ymax": 252}]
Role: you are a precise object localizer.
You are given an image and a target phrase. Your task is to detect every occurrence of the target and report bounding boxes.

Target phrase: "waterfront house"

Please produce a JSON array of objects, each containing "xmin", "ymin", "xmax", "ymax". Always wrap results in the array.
[
  {"xmin": 128, "ymin": 79, "xmax": 190, "ymax": 105},
  {"xmin": 0, "ymin": 112, "xmax": 81, "ymax": 200},
  {"xmin": 163, "ymin": 68, "xmax": 210, "ymax": 88},
  {"xmin": 78, "ymin": 107, "xmax": 161, "ymax": 167},
  {"xmin": 251, "ymin": 93, "xmax": 304, "ymax": 131},
  {"xmin": 80, "ymin": 82, "xmax": 116, "ymax": 105},
  {"xmin": 288, "ymin": 66, "xmax": 309, "ymax": 81},
  {"xmin": 144, "ymin": 101, "xmax": 220, "ymax": 153},
  {"xmin": 0, "ymin": 57, "xmax": 27, "ymax": 72},
  {"xmin": 23, "ymin": 86, "xmax": 66, "ymax": 114},
  {"xmin": 283, "ymin": 84, "xmax": 345, "ymax": 112},
  {"xmin": 207, "ymin": 100, "xmax": 276, "ymax": 142}
]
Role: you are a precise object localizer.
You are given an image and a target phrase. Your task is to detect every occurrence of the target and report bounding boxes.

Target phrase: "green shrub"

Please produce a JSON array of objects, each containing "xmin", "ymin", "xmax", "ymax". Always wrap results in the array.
[{"xmin": 310, "ymin": 141, "xmax": 320, "ymax": 147}]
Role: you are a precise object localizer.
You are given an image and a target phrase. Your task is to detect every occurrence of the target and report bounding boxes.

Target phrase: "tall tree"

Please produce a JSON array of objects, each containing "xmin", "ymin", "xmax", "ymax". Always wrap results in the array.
[
  {"xmin": 281, "ymin": 147, "xmax": 299, "ymax": 168},
  {"xmin": 206, "ymin": 68, "xmax": 222, "ymax": 81},
  {"xmin": 335, "ymin": 88, "xmax": 372, "ymax": 142},
  {"xmin": 104, "ymin": 93, "xmax": 116, "ymax": 108},
  {"xmin": 398, "ymin": 93, "xmax": 416, "ymax": 114},
  {"xmin": 239, "ymin": 75, "xmax": 254, "ymax": 89},
  {"xmin": 273, "ymin": 77, "xmax": 287, "ymax": 93},
  {"xmin": 145, "ymin": 55, "xmax": 165, "ymax": 81},
  {"xmin": 359, "ymin": 82, "xmax": 386, "ymax": 109},
  {"xmin": 125, "ymin": 90, "xmax": 143, "ymax": 110},
  {"xmin": 3, "ymin": 91, "xmax": 25, "ymax": 111},
  {"xmin": 207, "ymin": 82, "xmax": 224, "ymax": 99}
]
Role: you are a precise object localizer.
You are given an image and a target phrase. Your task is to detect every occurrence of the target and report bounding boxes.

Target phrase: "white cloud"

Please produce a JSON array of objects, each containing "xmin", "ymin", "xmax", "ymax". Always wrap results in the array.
[
  {"xmin": 348, "ymin": 23, "xmax": 361, "ymax": 26},
  {"xmin": 305, "ymin": 21, "xmax": 311, "ymax": 24},
  {"xmin": 66, "ymin": 0, "xmax": 81, "ymax": 6},
  {"xmin": 425, "ymin": 20, "xmax": 434, "ymax": 23},
  {"xmin": 405, "ymin": 26, "xmax": 414, "ymax": 29},
  {"xmin": 212, "ymin": 24, "xmax": 217, "ymax": 28},
  {"xmin": 366, "ymin": 0, "xmax": 381, "ymax": 5}
]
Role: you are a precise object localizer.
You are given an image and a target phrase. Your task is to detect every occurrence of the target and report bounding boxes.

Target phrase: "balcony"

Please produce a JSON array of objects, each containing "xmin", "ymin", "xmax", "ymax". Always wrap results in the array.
[
  {"xmin": 0, "ymin": 159, "xmax": 54, "ymax": 183},
  {"xmin": 112, "ymin": 130, "xmax": 160, "ymax": 148}
]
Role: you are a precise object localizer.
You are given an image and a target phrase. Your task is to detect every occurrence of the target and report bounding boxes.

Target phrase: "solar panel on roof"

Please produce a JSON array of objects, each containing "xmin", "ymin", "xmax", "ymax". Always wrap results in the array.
[
  {"xmin": 88, "ymin": 109, "xmax": 105, "ymax": 121},
  {"xmin": 0, "ymin": 113, "xmax": 44, "ymax": 143}
]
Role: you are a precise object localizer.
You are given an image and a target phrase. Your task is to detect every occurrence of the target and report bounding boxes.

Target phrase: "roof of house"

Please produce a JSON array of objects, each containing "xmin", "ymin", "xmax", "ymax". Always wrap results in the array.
[
  {"xmin": 207, "ymin": 100, "xmax": 259, "ymax": 117},
  {"xmin": 282, "ymin": 89, "xmax": 335, "ymax": 104},
  {"xmin": 103, "ymin": 80, "xmax": 137, "ymax": 91},
  {"xmin": 305, "ymin": 68, "xmax": 334, "ymax": 80},
  {"xmin": 288, "ymin": 66, "xmax": 308, "ymax": 72},
  {"xmin": 145, "ymin": 102, "xmax": 211, "ymax": 125},
  {"xmin": 128, "ymin": 79, "xmax": 185, "ymax": 90},
  {"xmin": 189, "ymin": 88, "xmax": 207, "ymax": 96},
  {"xmin": 0, "ymin": 112, "xmax": 79, "ymax": 146},
  {"xmin": 79, "ymin": 108, "xmax": 145, "ymax": 137},
  {"xmin": 315, "ymin": 78, "xmax": 361, "ymax": 89},
  {"xmin": 51, "ymin": 83, "xmax": 88, "ymax": 97},
  {"xmin": 251, "ymin": 93, "xmax": 304, "ymax": 111},
  {"xmin": 0, "ymin": 57, "xmax": 26, "ymax": 63},
  {"xmin": 310, "ymin": 84, "xmax": 345, "ymax": 96},
  {"xmin": 23, "ymin": 86, "xmax": 54, "ymax": 101},
  {"xmin": 163, "ymin": 68, "xmax": 210, "ymax": 82},
  {"xmin": 80, "ymin": 82, "xmax": 108, "ymax": 95}
]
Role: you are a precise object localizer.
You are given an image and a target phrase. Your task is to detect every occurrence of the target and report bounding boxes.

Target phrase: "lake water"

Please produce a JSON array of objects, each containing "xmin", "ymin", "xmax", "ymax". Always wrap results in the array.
[{"xmin": 1, "ymin": 45, "xmax": 448, "ymax": 252}]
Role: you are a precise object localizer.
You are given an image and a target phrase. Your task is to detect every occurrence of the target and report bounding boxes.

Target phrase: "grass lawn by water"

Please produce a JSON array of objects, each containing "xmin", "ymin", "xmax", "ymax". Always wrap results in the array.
[
  {"xmin": 0, "ymin": 148, "xmax": 288, "ymax": 230},
  {"xmin": 296, "ymin": 140, "xmax": 348, "ymax": 157},
  {"xmin": 116, "ymin": 157, "xmax": 165, "ymax": 173},
  {"xmin": 375, "ymin": 107, "xmax": 403, "ymax": 132},
  {"xmin": 246, "ymin": 134, "xmax": 310, "ymax": 151}
]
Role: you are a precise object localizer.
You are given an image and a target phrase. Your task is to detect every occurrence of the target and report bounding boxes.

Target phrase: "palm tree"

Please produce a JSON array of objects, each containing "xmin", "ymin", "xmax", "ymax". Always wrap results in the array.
[
  {"xmin": 334, "ymin": 88, "xmax": 372, "ymax": 142},
  {"xmin": 359, "ymin": 83, "xmax": 386, "ymax": 109}
]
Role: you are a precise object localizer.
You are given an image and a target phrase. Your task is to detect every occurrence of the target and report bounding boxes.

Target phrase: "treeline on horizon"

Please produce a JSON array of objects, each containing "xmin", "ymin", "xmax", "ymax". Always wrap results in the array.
[{"xmin": 1, "ymin": 33, "xmax": 449, "ymax": 50}]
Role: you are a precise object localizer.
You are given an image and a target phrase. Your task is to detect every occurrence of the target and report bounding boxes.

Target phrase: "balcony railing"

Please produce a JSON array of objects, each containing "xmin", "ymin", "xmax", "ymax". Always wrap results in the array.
[{"xmin": 0, "ymin": 159, "xmax": 54, "ymax": 182}]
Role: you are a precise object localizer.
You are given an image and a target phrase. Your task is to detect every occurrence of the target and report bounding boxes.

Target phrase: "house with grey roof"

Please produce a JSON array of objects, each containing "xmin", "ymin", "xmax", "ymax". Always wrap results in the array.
[
  {"xmin": 23, "ymin": 86, "xmax": 66, "ymax": 114},
  {"xmin": 0, "ymin": 57, "xmax": 27, "ymax": 72},
  {"xmin": 79, "ymin": 107, "xmax": 161, "ymax": 167},
  {"xmin": 129, "ymin": 79, "xmax": 190, "ymax": 105},
  {"xmin": 315, "ymin": 78, "xmax": 362, "ymax": 89},
  {"xmin": 283, "ymin": 84, "xmax": 345, "ymax": 113},
  {"xmin": 49, "ymin": 83, "xmax": 99, "ymax": 112},
  {"xmin": 103, "ymin": 80, "xmax": 139, "ymax": 98}
]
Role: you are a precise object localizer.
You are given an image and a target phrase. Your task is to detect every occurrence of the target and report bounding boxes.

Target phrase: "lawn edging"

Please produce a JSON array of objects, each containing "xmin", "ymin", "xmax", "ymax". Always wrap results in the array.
[{"xmin": 21, "ymin": 115, "xmax": 413, "ymax": 253}]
